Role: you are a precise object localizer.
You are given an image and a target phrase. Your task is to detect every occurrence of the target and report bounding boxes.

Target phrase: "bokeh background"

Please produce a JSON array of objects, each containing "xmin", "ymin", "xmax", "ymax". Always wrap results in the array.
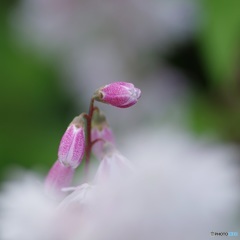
[{"xmin": 1, "ymin": 0, "xmax": 240, "ymax": 180}]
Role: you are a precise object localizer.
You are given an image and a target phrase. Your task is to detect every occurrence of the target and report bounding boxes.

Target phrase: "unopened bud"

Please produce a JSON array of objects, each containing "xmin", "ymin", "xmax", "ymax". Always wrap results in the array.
[
  {"xmin": 91, "ymin": 110, "xmax": 115, "ymax": 160},
  {"xmin": 58, "ymin": 115, "xmax": 85, "ymax": 169},
  {"xmin": 44, "ymin": 160, "xmax": 75, "ymax": 198},
  {"xmin": 93, "ymin": 82, "xmax": 141, "ymax": 108}
]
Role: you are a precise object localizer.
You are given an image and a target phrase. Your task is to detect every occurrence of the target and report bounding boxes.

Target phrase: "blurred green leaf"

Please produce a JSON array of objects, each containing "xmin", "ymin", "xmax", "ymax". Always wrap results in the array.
[
  {"xmin": 0, "ymin": 10, "xmax": 78, "ymax": 180},
  {"xmin": 199, "ymin": 0, "xmax": 240, "ymax": 87}
]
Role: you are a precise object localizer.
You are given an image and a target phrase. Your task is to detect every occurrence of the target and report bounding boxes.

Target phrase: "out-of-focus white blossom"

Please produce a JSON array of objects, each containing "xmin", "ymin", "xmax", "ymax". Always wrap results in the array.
[
  {"xmin": 93, "ymin": 144, "xmax": 135, "ymax": 184},
  {"xmin": 0, "ymin": 129, "xmax": 239, "ymax": 240},
  {"xmin": 12, "ymin": 0, "xmax": 198, "ymax": 52},
  {"xmin": 0, "ymin": 173, "xmax": 56, "ymax": 240}
]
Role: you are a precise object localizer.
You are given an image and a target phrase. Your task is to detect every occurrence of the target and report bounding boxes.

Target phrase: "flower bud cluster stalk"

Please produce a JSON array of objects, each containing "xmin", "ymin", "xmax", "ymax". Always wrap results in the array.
[{"xmin": 44, "ymin": 82, "xmax": 141, "ymax": 199}]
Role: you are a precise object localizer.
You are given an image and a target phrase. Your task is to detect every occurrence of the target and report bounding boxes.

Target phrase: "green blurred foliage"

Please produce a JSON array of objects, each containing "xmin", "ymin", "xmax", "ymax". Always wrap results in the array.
[
  {"xmin": 199, "ymin": 0, "xmax": 240, "ymax": 87},
  {"xmin": 189, "ymin": 0, "xmax": 240, "ymax": 140},
  {"xmin": 0, "ymin": 2, "xmax": 79, "ymax": 180}
]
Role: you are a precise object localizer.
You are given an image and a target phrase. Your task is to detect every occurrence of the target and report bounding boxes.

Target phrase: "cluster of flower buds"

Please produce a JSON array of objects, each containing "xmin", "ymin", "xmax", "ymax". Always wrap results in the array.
[{"xmin": 44, "ymin": 82, "xmax": 141, "ymax": 199}]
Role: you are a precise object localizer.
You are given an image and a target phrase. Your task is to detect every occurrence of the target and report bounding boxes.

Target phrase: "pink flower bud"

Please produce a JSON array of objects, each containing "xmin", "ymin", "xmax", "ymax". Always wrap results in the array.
[
  {"xmin": 58, "ymin": 115, "xmax": 85, "ymax": 169},
  {"xmin": 93, "ymin": 82, "xmax": 141, "ymax": 108},
  {"xmin": 94, "ymin": 144, "xmax": 134, "ymax": 184},
  {"xmin": 44, "ymin": 160, "xmax": 75, "ymax": 198},
  {"xmin": 91, "ymin": 127, "xmax": 115, "ymax": 160},
  {"xmin": 91, "ymin": 109, "xmax": 115, "ymax": 160}
]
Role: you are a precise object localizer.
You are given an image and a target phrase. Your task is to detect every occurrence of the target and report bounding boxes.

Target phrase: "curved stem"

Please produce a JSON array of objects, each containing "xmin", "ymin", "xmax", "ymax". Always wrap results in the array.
[
  {"xmin": 84, "ymin": 98, "xmax": 95, "ymax": 179},
  {"xmin": 90, "ymin": 138, "xmax": 106, "ymax": 150}
]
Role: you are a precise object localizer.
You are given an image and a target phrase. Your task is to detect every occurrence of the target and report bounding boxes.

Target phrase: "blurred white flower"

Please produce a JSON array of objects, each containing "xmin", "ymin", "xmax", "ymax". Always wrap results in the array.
[
  {"xmin": 0, "ymin": 173, "xmax": 55, "ymax": 240},
  {"xmin": 12, "ymin": 0, "xmax": 198, "ymax": 52},
  {"xmin": 121, "ymin": 128, "xmax": 240, "ymax": 237},
  {"xmin": 1, "ymin": 128, "xmax": 239, "ymax": 240}
]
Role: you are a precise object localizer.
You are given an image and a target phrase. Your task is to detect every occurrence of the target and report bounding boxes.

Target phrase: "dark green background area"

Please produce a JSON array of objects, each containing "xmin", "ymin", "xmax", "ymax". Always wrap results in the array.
[
  {"xmin": 0, "ymin": 0, "xmax": 81, "ymax": 179},
  {"xmin": 1, "ymin": 0, "xmax": 240, "ymax": 180}
]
